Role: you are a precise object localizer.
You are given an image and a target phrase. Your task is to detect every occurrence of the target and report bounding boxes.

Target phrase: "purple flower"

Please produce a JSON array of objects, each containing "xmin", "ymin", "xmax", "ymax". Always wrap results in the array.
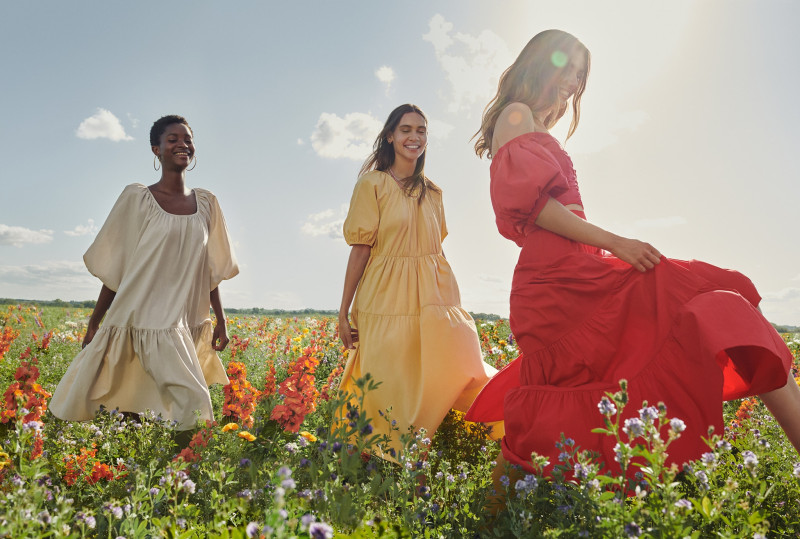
[
  {"xmin": 623, "ymin": 418, "xmax": 645, "ymax": 438},
  {"xmin": 309, "ymin": 522, "xmax": 334, "ymax": 539},
  {"xmin": 701, "ymin": 452, "xmax": 716, "ymax": 465},
  {"xmin": 182, "ymin": 479, "xmax": 196, "ymax": 494},
  {"xmin": 669, "ymin": 418, "xmax": 686, "ymax": 433},
  {"xmin": 793, "ymin": 463, "xmax": 800, "ymax": 479},
  {"xmin": 624, "ymin": 521, "xmax": 641, "ymax": 537},
  {"xmin": 597, "ymin": 397, "xmax": 617, "ymax": 416},
  {"xmin": 674, "ymin": 499, "xmax": 692, "ymax": 510},
  {"xmin": 278, "ymin": 466, "xmax": 292, "ymax": 479},
  {"xmin": 499, "ymin": 475, "xmax": 509, "ymax": 487},
  {"xmin": 638, "ymin": 406, "xmax": 659, "ymax": 424},
  {"xmin": 742, "ymin": 450, "xmax": 758, "ymax": 471},
  {"xmin": 301, "ymin": 513, "xmax": 316, "ymax": 527},
  {"xmin": 245, "ymin": 522, "xmax": 259, "ymax": 537},
  {"xmin": 240, "ymin": 458, "xmax": 252, "ymax": 468}
]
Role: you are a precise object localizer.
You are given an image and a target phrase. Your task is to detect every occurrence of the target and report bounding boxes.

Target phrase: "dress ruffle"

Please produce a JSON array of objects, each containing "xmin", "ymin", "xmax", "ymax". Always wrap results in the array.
[{"xmin": 50, "ymin": 320, "xmax": 228, "ymax": 429}]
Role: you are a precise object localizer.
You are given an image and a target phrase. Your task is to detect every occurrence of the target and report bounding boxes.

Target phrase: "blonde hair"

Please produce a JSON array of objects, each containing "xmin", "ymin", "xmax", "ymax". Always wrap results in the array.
[{"xmin": 474, "ymin": 29, "xmax": 590, "ymax": 159}]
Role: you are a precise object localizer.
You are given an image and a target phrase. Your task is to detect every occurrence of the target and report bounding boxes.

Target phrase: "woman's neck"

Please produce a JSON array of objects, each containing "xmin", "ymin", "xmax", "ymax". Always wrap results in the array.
[
  {"xmin": 154, "ymin": 171, "xmax": 187, "ymax": 194},
  {"xmin": 389, "ymin": 158, "xmax": 416, "ymax": 179}
]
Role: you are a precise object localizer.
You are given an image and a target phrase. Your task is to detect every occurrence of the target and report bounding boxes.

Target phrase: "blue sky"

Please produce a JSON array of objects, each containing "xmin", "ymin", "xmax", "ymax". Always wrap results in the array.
[{"xmin": 2, "ymin": 1, "xmax": 800, "ymax": 324}]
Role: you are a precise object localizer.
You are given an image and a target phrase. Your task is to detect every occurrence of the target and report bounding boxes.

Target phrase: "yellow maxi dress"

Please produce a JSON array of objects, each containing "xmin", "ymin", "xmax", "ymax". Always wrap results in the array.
[
  {"xmin": 50, "ymin": 184, "xmax": 239, "ymax": 429},
  {"xmin": 339, "ymin": 171, "xmax": 499, "ymax": 459}
]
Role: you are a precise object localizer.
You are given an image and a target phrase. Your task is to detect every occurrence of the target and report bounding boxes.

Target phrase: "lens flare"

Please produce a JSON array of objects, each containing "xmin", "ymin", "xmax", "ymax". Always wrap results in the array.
[{"xmin": 551, "ymin": 50, "xmax": 568, "ymax": 68}]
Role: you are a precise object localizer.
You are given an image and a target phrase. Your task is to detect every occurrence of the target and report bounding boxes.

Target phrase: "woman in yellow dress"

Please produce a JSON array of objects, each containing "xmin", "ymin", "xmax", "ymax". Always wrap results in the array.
[{"xmin": 337, "ymin": 104, "xmax": 499, "ymax": 460}]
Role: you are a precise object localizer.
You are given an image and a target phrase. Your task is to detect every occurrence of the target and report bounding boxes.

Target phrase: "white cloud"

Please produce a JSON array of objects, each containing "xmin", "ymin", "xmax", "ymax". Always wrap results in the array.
[
  {"xmin": 422, "ymin": 14, "xmax": 513, "ymax": 115},
  {"xmin": 64, "ymin": 219, "xmax": 99, "ymax": 237},
  {"xmin": 297, "ymin": 138, "xmax": 305, "ymax": 145},
  {"xmin": 375, "ymin": 65, "xmax": 395, "ymax": 94},
  {"xmin": 301, "ymin": 205, "xmax": 348, "ymax": 240},
  {"xmin": 0, "ymin": 260, "xmax": 98, "ymax": 299},
  {"xmin": 311, "ymin": 112, "xmax": 383, "ymax": 160},
  {"xmin": 428, "ymin": 118, "xmax": 454, "ymax": 143},
  {"xmin": 127, "ymin": 112, "xmax": 139, "ymax": 129},
  {"xmin": 761, "ymin": 287, "xmax": 800, "ymax": 325},
  {"xmin": 0, "ymin": 225, "xmax": 54, "ymax": 247},
  {"xmin": 76, "ymin": 108, "xmax": 133, "ymax": 141},
  {"xmin": 632, "ymin": 216, "xmax": 687, "ymax": 229}
]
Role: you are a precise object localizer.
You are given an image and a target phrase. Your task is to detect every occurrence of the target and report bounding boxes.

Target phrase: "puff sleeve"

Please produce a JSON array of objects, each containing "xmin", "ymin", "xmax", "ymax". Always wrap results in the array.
[
  {"xmin": 489, "ymin": 133, "xmax": 570, "ymax": 247},
  {"xmin": 343, "ymin": 173, "xmax": 380, "ymax": 246},
  {"xmin": 204, "ymin": 191, "xmax": 239, "ymax": 290},
  {"xmin": 83, "ymin": 185, "xmax": 148, "ymax": 292}
]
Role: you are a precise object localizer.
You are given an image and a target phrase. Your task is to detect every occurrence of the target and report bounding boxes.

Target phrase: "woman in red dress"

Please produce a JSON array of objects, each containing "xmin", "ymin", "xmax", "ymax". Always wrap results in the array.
[{"xmin": 467, "ymin": 29, "xmax": 800, "ymax": 477}]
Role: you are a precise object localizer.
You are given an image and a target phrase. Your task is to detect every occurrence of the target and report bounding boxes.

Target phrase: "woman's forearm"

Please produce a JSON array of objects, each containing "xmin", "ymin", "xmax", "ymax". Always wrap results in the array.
[
  {"xmin": 339, "ymin": 245, "xmax": 371, "ymax": 317},
  {"xmin": 210, "ymin": 287, "xmax": 226, "ymax": 323},
  {"xmin": 88, "ymin": 285, "xmax": 116, "ymax": 328}
]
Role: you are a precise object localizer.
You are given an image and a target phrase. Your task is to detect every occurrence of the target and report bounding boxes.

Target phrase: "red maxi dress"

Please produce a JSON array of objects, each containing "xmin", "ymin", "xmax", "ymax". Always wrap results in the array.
[{"xmin": 466, "ymin": 132, "xmax": 792, "ymax": 473}]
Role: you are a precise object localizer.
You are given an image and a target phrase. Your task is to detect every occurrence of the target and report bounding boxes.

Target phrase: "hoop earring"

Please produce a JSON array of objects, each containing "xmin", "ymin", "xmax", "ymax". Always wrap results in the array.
[
  {"xmin": 153, "ymin": 156, "xmax": 161, "ymax": 171},
  {"xmin": 187, "ymin": 155, "xmax": 197, "ymax": 171}
]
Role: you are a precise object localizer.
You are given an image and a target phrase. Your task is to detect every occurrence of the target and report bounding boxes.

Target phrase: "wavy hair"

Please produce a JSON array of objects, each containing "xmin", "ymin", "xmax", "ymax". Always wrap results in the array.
[
  {"xmin": 359, "ymin": 104, "xmax": 439, "ymax": 203},
  {"xmin": 474, "ymin": 30, "xmax": 590, "ymax": 159}
]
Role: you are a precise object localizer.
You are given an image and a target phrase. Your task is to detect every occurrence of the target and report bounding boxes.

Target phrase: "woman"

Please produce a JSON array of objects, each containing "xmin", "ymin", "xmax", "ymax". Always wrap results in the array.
[
  {"xmin": 50, "ymin": 115, "xmax": 239, "ymax": 431},
  {"xmin": 338, "ymin": 104, "xmax": 500, "ymax": 460},
  {"xmin": 466, "ymin": 30, "xmax": 800, "ymax": 475}
]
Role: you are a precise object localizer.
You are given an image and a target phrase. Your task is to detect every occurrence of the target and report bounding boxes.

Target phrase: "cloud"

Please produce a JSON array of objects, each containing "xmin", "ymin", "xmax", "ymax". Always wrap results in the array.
[
  {"xmin": 632, "ymin": 216, "xmax": 687, "ymax": 229},
  {"xmin": 428, "ymin": 118, "xmax": 454, "ymax": 142},
  {"xmin": 126, "ymin": 113, "xmax": 139, "ymax": 129},
  {"xmin": 761, "ymin": 287, "xmax": 800, "ymax": 325},
  {"xmin": 0, "ymin": 260, "xmax": 98, "ymax": 298},
  {"xmin": 76, "ymin": 108, "xmax": 133, "ymax": 141},
  {"xmin": 64, "ymin": 219, "xmax": 99, "ymax": 237},
  {"xmin": 301, "ymin": 205, "xmax": 348, "ymax": 240},
  {"xmin": 0, "ymin": 225, "xmax": 54, "ymax": 247},
  {"xmin": 297, "ymin": 138, "xmax": 305, "ymax": 145},
  {"xmin": 375, "ymin": 65, "xmax": 395, "ymax": 94},
  {"xmin": 310, "ymin": 112, "xmax": 383, "ymax": 160},
  {"xmin": 422, "ymin": 14, "xmax": 513, "ymax": 115}
]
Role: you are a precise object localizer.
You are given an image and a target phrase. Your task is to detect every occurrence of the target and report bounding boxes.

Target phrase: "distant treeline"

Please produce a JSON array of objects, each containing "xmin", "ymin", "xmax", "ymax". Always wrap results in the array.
[{"xmin": 3, "ymin": 299, "xmax": 794, "ymax": 329}]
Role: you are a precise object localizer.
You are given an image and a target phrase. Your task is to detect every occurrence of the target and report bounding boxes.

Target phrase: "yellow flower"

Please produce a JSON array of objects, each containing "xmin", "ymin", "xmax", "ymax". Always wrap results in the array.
[
  {"xmin": 299, "ymin": 431, "xmax": 317, "ymax": 443},
  {"xmin": 221, "ymin": 423, "xmax": 239, "ymax": 432},
  {"xmin": 238, "ymin": 431, "xmax": 256, "ymax": 442}
]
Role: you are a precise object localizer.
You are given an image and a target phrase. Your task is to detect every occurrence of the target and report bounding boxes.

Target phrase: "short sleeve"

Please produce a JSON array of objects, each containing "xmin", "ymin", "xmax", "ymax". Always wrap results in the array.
[
  {"xmin": 489, "ymin": 133, "xmax": 570, "ymax": 246},
  {"xmin": 204, "ymin": 192, "xmax": 239, "ymax": 290},
  {"xmin": 433, "ymin": 184, "xmax": 448, "ymax": 242},
  {"xmin": 343, "ymin": 173, "xmax": 380, "ymax": 246},
  {"xmin": 83, "ymin": 185, "xmax": 148, "ymax": 291}
]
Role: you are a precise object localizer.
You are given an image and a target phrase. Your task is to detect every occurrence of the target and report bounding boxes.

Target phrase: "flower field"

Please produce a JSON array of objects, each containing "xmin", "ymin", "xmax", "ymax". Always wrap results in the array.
[{"xmin": 1, "ymin": 302, "xmax": 800, "ymax": 537}]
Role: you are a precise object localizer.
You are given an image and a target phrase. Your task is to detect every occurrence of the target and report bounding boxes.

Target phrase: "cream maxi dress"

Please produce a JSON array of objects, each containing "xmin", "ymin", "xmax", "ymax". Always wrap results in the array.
[
  {"xmin": 338, "ymin": 171, "xmax": 500, "ymax": 459},
  {"xmin": 50, "ymin": 183, "xmax": 238, "ymax": 429}
]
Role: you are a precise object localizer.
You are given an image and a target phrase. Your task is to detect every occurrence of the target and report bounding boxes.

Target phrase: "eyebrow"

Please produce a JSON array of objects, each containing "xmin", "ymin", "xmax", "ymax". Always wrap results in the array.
[{"xmin": 398, "ymin": 124, "xmax": 427, "ymax": 129}]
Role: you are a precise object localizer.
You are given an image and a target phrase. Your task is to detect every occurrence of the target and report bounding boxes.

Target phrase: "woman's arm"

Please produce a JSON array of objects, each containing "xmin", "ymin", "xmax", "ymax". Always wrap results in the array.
[
  {"xmin": 535, "ymin": 199, "xmax": 661, "ymax": 272},
  {"xmin": 338, "ymin": 244, "xmax": 371, "ymax": 349},
  {"xmin": 210, "ymin": 287, "xmax": 229, "ymax": 351},
  {"xmin": 82, "ymin": 285, "xmax": 116, "ymax": 348}
]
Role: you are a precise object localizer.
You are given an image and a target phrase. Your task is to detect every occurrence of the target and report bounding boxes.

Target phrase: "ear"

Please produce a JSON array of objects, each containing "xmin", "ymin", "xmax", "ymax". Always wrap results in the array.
[{"xmin": 151, "ymin": 146, "xmax": 161, "ymax": 159}]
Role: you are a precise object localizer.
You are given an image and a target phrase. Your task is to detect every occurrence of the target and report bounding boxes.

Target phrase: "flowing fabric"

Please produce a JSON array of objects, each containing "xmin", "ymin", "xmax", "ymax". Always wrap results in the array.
[
  {"xmin": 50, "ymin": 184, "xmax": 238, "ymax": 429},
  {"xmin": 466, "ymin": 132, "xmax": 792, "ymax": 473},
  {"xmin": 339, "ymin": 171, "xmax": 500, "ymax": 460}
]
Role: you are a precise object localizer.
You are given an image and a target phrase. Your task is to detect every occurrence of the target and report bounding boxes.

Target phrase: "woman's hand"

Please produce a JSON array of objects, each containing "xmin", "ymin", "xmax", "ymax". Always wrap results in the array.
[
  {"xmin": 212, "ymin": 321, "xmax": 230, "ymax": 351},
  {"xmin": 339, "ymin": 313, "xmax": 359, "ymax": 349},
  {"xmin": 608, "ymin": 237, "xmax": 662, "ymax": 272},
  {"xmin": 82, "ymin": 323, "xmax": 99, "ymax": 349}
]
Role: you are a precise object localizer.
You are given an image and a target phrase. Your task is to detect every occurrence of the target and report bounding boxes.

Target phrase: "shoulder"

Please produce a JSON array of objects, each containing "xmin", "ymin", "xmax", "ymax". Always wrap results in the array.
[
  {"xmin": 493, "ymin": 103, "xmax": 537, "ymax": 152},
  {"xmin": 122, "ymin": 183, "xmax": 147, "ymax": 196},
  {"xmin": 193, "ymin": 187, "xmax": 216, "ymax": 201},
  {"xmin": 356, "ymin": 170, "xmax": 387, "ymax": 186},
  {"xmin": 425, "ymin": 178, "xmax": 443, "ymax": 196}
]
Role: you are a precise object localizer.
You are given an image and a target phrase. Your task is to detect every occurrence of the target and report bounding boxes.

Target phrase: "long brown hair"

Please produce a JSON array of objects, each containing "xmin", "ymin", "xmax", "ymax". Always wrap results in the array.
[
  {"xmin": 359, "ymin": 104, "xmax": 439, "ymax": 203},
  {"xmin": 474, "ymin": 29, "xmax": 590, "ymax": 159}
]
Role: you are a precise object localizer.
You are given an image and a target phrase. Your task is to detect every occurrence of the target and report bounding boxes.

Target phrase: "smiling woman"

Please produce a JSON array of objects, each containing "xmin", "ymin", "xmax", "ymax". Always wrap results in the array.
[
  {"xmin": 336, "ymin": 104, "xmax": 502, "ymax": 468},
  {"xmin": 49, "ymin": 115, "xmax": 239, "ymax": 433}
]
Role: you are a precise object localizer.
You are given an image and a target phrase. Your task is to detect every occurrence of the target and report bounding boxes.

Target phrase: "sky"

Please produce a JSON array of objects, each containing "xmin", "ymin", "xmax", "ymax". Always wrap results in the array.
[{"xmin": 1, "ymin": 1, "xmax": 799, "ymax": 324}]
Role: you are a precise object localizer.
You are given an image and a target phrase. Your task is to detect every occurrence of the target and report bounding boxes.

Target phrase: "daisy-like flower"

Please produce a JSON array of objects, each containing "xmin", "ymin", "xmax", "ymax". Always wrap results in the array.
[
  {"xmin": 238, "ymin": 431, "xmax": 256, "ymax": 442},
  {"xmin": 222, "ymin": 423, "xmax": 239, "ymax": 432}
]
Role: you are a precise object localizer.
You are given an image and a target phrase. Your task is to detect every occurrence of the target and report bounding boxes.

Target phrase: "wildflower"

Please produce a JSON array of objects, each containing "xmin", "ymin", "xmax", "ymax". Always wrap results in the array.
[
  {"xmin": 246, "ymin": 522, "xmax": 260, "ymax": 538},
  {"xmin": 558, "ymin": 451, "xmax": 570, "ymax": 462},
  {"xmin": 701, "ymin": 452, "xmax": 716, "ymax": 465},
  {"xmin": 514, "ymin": 474, "xmax": 538, "ymax": 495},
  {"xmin": 499, "ymin": 475, "xmax": 509, "ymax": 487},
  {"xmin": 182, "ymin": 479, "xmax": 196, "ymax": 494},
  {"xmin": 301, "ymin": 513, "xmax": 316, "ymax": 527},
  {"xmin": 793, "ymin": 463, "xmax": 800, "ymax": 478},
  {"xmin": 716, "ymin": 439, "xmax": 732, "ymax": 451},
  {"xmin": 309, "ymin": 522, "xmax": 334, "ymax": 539},
  {"xmin": 149, "ymin": 487, "xmax": 159, "ymax": 496},
  {"xmin": 299, "ymin": 430, "xmax": 317, "ymax": 442},
  {"xmin": 597, "ymin": 396, "xmax": 617, "ymax": 416},
  {"xmin": 623, "ymin": 417, "xmax": 645, "ymax": 438},
  {"xmin": 674, "ymin": 499, "xmax": 692, "ymax": 510},
  {"xmin": 624, "ymin": 521, "xmax": 642, "ymax": 537},
  {"xmin": 742, "ymin": 450, "xmax": 758, "ymax": 472},
  {"xmin": 669, "ymin": 417, "xmax": 686, "ymax": 433},
  {"xmin": 222, "ymin": 423, "xmax": 239, "ymax": 432},
  {"xmin": 238, "ymin": 431, "xmax": 256, "ymax": 442},
  {"xmin": 240, "ymin": 458, "xmax": 251, "ymax": 468}
]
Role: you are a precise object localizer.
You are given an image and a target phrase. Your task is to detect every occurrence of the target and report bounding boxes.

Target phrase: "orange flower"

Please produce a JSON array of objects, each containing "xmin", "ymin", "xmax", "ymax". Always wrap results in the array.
[
  {"xmin": 221, "ymin": 422, "xmax": 239, "ymax": 432},
  {"xmin": 238, "ymin": 431, "xmax": 256, "ymax": 442},
  {"xmin": 299, "ymin": 431, "xmax": 317, "ymax": 442}
]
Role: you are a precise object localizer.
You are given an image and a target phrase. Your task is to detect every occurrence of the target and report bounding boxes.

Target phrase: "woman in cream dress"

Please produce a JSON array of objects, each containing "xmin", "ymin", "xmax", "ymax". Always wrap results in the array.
[{"xmin": 50, "ymin": 115, "xmax": 238, "ymax": 430}]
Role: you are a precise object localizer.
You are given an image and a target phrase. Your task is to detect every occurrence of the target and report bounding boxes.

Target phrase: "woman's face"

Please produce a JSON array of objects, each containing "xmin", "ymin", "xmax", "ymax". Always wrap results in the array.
[
  {"xmin": 387, "ymin": 112, "xmax": 427, "ymax": 164},
  {"xmin": 153, "ymin": 123, "xmax": 194, "ymax": 169},
  {"xmin": 556, "ymin": 50, "xmax": 587, "ymax": 103}
]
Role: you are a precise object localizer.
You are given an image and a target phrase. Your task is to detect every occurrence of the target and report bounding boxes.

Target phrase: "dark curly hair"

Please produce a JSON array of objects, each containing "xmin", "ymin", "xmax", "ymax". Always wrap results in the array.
[{"xmin": 149, "ymin": 115, "xmax": 193, "ymax": 147}]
